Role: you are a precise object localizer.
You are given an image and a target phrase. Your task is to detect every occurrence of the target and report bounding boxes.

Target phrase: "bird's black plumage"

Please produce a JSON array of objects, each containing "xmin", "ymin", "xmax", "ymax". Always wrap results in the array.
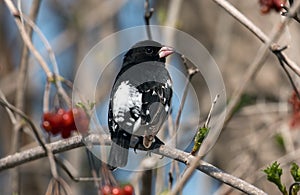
[{"xmin": 107, "ymin": 40, "xmax": 173, "ymax": 170}]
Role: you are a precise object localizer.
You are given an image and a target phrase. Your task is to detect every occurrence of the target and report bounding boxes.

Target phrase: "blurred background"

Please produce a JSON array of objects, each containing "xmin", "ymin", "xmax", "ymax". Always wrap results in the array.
[{"xmin": 1, "ymin": 0, "xmax": 300, "ymax": 194}]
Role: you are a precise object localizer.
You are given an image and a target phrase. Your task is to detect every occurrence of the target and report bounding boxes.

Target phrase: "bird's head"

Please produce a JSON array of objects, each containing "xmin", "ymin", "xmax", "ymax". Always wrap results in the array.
[{"xmin": 123, "ymin": 40, "xmax": 174, "ymax": 66}]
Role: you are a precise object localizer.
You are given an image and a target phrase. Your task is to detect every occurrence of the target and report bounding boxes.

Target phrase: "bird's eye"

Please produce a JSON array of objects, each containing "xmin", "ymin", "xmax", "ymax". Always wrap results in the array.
[{"xmin": 145, "ymin": 47, "xmax": 154, "ymax": 55}]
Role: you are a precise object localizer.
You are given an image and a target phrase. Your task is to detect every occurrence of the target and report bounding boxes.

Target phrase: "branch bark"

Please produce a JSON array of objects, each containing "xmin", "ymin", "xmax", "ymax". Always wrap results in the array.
[{"xmin": 0, "ymin": 134, "xmax": 266, "ymax": 195}]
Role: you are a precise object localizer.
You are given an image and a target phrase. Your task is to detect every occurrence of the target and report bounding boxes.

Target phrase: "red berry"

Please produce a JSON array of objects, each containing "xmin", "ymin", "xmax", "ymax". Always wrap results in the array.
[
  {"xmin": 42, "ymin": 112, "xmax": 62, "ymax": 135},
  {"xmin": 42, "ymin": 121, "xmax": 52, "ymax": 132},
  {"xmin": 61, "ymin": 128, "xmax": 72, "ymax": 138},
  {"xmin": 101, "ymin": 185, "xmax": 112, "ymax": 195},
  {"xmin": 112, "ymin": 187, "xmax": 123, "ymax": 195},
  {"xmin": 42, "ymin": 108, "xmax": 90, "ymax": 137},
  {"xmin": 42, "ymin": 110, "xmax": 64, "ymax": 135},
  {"xmin": 62, "ymin": 109, "xmax": 75, "ymax": 127},
  {"xmin": 123, "ymin": 184, "xmax": 134, "ymax": 195},
  {"xmin": 56, "ymin": 108, "xmax": 65, "ymax": 115},
  {"xmin": 51, "ymin": 113, "xmax": 63, "ymax": 128},
  {"xmin": 43, "ymin": 112, "xmax": 53, "ymax": 122},
  {"xmin": 273, "ymin": 0, "xmax": 285, "ymax": 11},
  {"xmin": 259, "ymin": 0, "xmax": 286, "ymax": 14}
]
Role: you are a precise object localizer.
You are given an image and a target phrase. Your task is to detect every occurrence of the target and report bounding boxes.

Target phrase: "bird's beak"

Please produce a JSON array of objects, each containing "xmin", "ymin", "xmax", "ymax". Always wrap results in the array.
[{"xmin": 158, "ymin": 46, "xmax": 174, "ymax": 58}]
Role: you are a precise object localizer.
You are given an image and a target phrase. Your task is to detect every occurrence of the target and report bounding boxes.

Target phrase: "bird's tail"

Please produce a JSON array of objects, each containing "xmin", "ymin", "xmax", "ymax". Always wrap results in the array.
[{"xmin": 107, "ymin": 133, "xmax": 131, "ymax": 171}]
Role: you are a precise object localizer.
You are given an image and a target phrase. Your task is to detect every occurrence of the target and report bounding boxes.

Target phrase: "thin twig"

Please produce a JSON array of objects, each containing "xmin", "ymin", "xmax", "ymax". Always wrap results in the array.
[
  {"xmin": 20, "ymin": 15, "xmax": 58, "ymax": 75},
  {"xmin": 19, "ymin": 15, "xmax": 70, "ymax": 107},
  {"xmin": 0, "ymin": 134, "xmax": 267, "ymax": 195},
  {"xmin": 43, "ymin": 81, "xmax": 51, "ymax": 113},
  {"xmin": 13, "ymin": 1, "xmax": 41, "ymax": 193},
  {"xmin": 45, "ymin": 177, "xmax": 72, "ymax": 195},
  {"xmin": 19, "ymin": 14, "xmax": 71, "ymax": 106},
  {"xmin": 55, "ymin": 157, "xmax": 102, "ymax": 182},
  {"xmin": 3, "ymin": 0, "xmax": 53, "ymax": 79},
  {"xmin": 0, "ymin": 97, "xmax": 46, "ymax": 151},
  {"xmin": 15, "ymin": 0, "xmax": 40, "ymax": 112},
  {"xmin": 205, "ymin": 94, "xmax": 220, "ymax": 128},
  {"xmin": 0, "ymin": 94, "xmax": 60, "ymax": 179},
  {"xmin": 47, "ymin": 145, "xmax": 59, "ymax": 179},
  {"xmin": 282, "ymin": 2, "xmax": 300, "ymax": 23},
  {"xmin": 273, "ymin": 48, "xmax": 300, "ymax": 99},
  {"xmin": 166, "ymin": 115, "xmax": 175, "ymax": 191},
  {"xmin": 281, "ymin": 52, "xmax": 300, "ymax": 77},
  {"xmin": 174, "ymin": 55, "xmax": 199, "ymax": 131},
  {"xmin": 0, "ymin": 91, "xmax": 17, "ymax": 125},
  {"xmin": 144, "ymin": 0, "xmax": 153, "ymax": 40},
  {"xmin": 85, "ymin": 149, "xmax": 100, "ymax": 188}
]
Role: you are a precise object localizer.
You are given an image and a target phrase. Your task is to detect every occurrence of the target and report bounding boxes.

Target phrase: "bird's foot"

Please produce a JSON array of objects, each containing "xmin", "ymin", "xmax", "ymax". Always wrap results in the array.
[
  {"xmin": 131, "ymin": 136, "xmax": 164, "ymax": 153},
  {"xmin": 133, "ymin": 136, "xmax": 143, "ymax": 153}
]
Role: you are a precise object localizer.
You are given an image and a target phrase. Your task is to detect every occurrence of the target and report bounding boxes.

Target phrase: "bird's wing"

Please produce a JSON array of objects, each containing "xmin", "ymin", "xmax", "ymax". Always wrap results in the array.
[
  {"xmin": 135, "ymin": 80, "xmax": 172, "ymax": 148},
  {"xmin": 107, "ymin": 79, "xmax": 143, "ymax": 169}
]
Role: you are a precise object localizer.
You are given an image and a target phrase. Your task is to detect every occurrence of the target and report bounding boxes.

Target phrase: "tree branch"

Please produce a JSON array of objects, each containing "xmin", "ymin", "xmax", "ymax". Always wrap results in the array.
[
  {"xmin": 0, "ymin": 134, "xmax": 266, "ymax": 194},
  {"xmin": 212, "ymin": 0, "xmax": 300, "ymax": 126}
]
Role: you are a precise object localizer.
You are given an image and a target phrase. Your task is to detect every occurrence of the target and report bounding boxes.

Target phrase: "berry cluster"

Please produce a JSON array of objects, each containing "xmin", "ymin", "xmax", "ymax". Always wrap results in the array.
[
  {"xmin": 289, "ymin": 91, "xmax": 300, "ymax": 128},
  {"xmin": 42, "ymin": 108, "xmax": 89, "ymax": 138},
  {"xmin": 259, "ymin": 0, "xmax": 286, "ymax": 13},
  {"xmin": 100, "ymin": 184, "xmax": 134, "ymax": 195}
]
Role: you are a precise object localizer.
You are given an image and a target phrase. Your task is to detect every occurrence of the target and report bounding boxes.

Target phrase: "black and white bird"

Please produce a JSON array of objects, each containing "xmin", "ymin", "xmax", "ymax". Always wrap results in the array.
[{"xmin": 107, "ymin": 40, "xmax": 174, "ymax": 170}]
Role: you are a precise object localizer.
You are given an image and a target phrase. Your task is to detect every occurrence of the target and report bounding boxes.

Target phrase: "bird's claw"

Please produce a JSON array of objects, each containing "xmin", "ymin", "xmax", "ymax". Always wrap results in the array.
[
  {"xmin": 134, "ymin": 143, "xmax": 139, "ymax": 154},
  {"xmin": 131, "ymin": 135, "xmax": 165, "ymax": 152},
  {"xmin": 133, "ymin": 136, "xmax": 144, "ymax": 153}
]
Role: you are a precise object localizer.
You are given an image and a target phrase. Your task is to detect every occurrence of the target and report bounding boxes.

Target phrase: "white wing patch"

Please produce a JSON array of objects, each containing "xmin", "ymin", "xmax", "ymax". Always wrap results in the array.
[{"xmin": 113, "ymin": 81, "xmax": 142, "ymax": 119}]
